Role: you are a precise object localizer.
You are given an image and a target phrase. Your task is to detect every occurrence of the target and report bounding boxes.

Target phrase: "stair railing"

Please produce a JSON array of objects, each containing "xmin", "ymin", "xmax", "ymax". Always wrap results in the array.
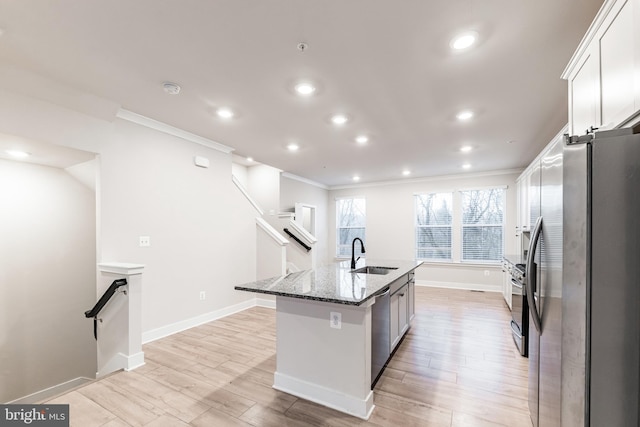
[{"xmin": 84, "ymin": 278, "xmax": 128, "ymax": 340}]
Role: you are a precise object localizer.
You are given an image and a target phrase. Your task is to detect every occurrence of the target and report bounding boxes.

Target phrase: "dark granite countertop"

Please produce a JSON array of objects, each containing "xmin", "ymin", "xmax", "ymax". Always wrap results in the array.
[{"xmin": 235, "ymin": 259, "xmax": 423, "ymax": 306}]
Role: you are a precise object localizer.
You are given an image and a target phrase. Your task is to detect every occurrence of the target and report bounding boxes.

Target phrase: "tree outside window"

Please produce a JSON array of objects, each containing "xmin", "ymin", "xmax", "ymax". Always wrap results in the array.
[
  {"xmin": 336, "ymin": 198, "xmax": 365, "ymax": 257},
  {"xmin": 415, "ymin": 193, "xmax": 453, "ymax": 261},
  {"xmin": 461, "ymin": 188, "xmax": 504, "ymax": 262}
]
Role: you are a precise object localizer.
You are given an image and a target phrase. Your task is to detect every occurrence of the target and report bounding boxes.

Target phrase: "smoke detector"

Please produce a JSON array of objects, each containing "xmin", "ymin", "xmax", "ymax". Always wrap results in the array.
[{"xmin": 162, "ymin": 82, "xmax": 181, "ymax": 95}]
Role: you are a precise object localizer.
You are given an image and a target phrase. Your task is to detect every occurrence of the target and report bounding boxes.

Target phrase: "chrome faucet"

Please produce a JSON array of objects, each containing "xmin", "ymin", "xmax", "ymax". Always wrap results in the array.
[{"xmin": 351, "ymin": 237, "xmax": 366, "ymax": 269}]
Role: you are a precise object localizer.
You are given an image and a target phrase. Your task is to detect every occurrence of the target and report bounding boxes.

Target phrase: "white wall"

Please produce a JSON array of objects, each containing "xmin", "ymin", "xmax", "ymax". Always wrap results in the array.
[
  {"xmin": 247, "ymin": 164, "xmax": 281, "ymax": 217},
  {"xmin": 99, "ymin": 120, "xmax": 259, "ymax": 334},
  {"xmin": 280, "ymin": 175, "xmax": 330, "ymax": 265},
  {"xmin": 329, "ymin": 171, "xmax": 520, "ymax": 291},
  {"xmin": 0, "ymin": 87, "xmax": 259, "ymax": 344},
  {"xmin": 0, "ymin": 159, "xmax": 97, "ymax": 402},
  {"xmin": 231, "ymin": 162, "xmax": 249, "ymax": 188}
]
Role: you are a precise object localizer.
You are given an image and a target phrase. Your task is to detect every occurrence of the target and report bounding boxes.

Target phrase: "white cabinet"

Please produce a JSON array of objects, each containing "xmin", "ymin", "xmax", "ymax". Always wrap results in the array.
[
  {"xmin": 568, "ymin": 44, "xmax": 599, "ymax": 135},
  {"xmin": 390, "ymin": 275, "xmax": 412, "ymax": 351},
  {"xmin": 502, "ymin": 261, "xmax": 512, "ymax": 310},
  {"xmin": 408, "ymin": 278, "xmax": 415, "ymax": 321},
  {"xmin": 390, "ymin": 290, "xmax": 399, "ymax": 348},
  {"xmin": 563, "ymin": 0, "xmax": 640, "ymax": 134},
  {"xmin": 398, "ymin": 285, "xmax": 409, "ymax": 336},
  {"xmin": 517, "ymin": 171, "xmax": 531, "ymax": 232},
  {"xmin": 600, "ymin": 0, "xmax": 636, "ymax": 127}
]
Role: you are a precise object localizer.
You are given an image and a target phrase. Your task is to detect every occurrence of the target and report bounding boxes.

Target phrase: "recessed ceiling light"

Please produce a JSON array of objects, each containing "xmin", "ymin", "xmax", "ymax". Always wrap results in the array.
[
  {"xmin": 294, "ymin": 82, "xmax": 316, "ymax": 96},
  {"xmin": 451, "ymin": 32, "xmax": 478, "ymax": 50},
  {"xmin": 5, "ymin": 150, "xmax": 30, "ymax": 159},
  {"xmin": 287, "ymin": 143, "xmax": 299, "ymax": 152},
  {"xmin": 355, "ymin": 135, "xmax": 368, "ymax": 144},
  {"xmin": 216, "ymin": 108, "xmax": 234, "ymax": 119},
  {"xmin": 353, "ymin": 175, "xmax": 360, "ymax": 182},
  {"xmin": 462, "ymin": 163, "xmax": 471, "ymax": 169},
  {"xmin": 162, "ymin": 82, "xmax": 181, "ymax": 95},
  {"xmin": 246, "ymin": 157, "xmax": 254, "ymax": 162},
  {"xmin": 456, "ymin": 110, "xmax": 474, "ymax": 121},
  {"xmin": 460, "ymin": 145, "xmax": 472, "ymax": 152},
  {"xmin": 331, "ymin": 114, "xmax": 349, "ymax": 125},
  {"xmin": 402, "ymin": 170, "xmax": 411, "ymax": 176}
]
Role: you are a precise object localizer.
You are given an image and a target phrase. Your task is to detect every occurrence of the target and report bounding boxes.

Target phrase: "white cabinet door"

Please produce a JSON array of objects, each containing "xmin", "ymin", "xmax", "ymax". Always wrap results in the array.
[
  {"xmin": 564, "ymin": 0, "xmax": 640, "ymax": 134},
  {"xmin": 390, "ymin": 283, "xmax": 410, "ymax": 350},
  {"xmin": 390, "ymin": 291, "xmax": 400, "ymax": 349},
  {"xmin": 600, "ymin": 0, "xmax": 636, "ymax": 128},
  {"xmin": 398, "ymin": 284, "xmax": 409, "ymax": 336},
  {"xmin": 502, "ymin": 262, "xmax": 509, "ymax": 308},
  {"xmin": 502, "ymin": 261, "xmax": 513, "ymax": 310},
  {"xmin": 568, "ymin": 45, "xmax": 599, "ymax": 136},
  {"xmin": 519, "ymin": 171, "xmax": 531, "ymax": 231},
  {"xmin": 408, "ymin": 280, "xmax": 415, "ymax": 321}
]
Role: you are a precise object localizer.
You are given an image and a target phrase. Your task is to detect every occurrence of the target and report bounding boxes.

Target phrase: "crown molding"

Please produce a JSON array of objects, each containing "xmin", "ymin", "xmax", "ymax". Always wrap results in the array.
[
  {"xmin": 281, "ymin": 172, "xmax": 329, "ymax": 190},
  {"xmin": 329, "ymin": 168, "xmax": 523, "ymax": 191},
  {"xmin": 116, "ymin": 109, "xmax": 234, "ymax": 154}
]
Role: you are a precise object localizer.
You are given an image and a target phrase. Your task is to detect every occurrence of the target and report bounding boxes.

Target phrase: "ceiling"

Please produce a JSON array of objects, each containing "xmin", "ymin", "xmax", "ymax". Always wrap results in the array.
[
  {"xmin": 0, "ymin": 132, "xmax": 95, "ymax": 168},
  {"xmin": 0, "ymin": 0, "xmax": 605, "ymax": 186}
]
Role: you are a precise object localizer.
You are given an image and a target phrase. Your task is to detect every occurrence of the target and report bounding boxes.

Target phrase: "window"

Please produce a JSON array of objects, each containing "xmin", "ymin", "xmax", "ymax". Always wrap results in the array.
[
  {"xmin": 336, "ymin": 197, "xmax": 365, "ymax": 257},
  {"xmin": 415, "ymin": 187, "xmax": 505, "ymax": 263},
  {"xmin": 461, "ymin": 188, "xmax": 505, "ymax": 262},
  {"xmin": 415, "ymin": 193, "xmax": 453, "ymax": 261}
]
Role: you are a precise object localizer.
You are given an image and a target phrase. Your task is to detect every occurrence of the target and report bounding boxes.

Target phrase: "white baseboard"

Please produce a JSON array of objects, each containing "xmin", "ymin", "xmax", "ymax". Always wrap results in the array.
[
  {"xmin": 274, "ymin": 371, "xmax": 374, "ymax": 420},
  {"xmin": 98, "ymin": 352, "xmax": 127, "ymax": 378},
  {"xmin": 9, "ymin": 377, "xmax": 93, "ymax": 404},
  {"xmin": 416, "ymin": 279, "xmax": 501, "ymax": 293},
  {"xmin": 256, "ymin": 297, "xmax": 276, "ymax": 309},
  {"xmin": 124, "ymin": 352, "xmax": 145, "ymax": 371},
  {"xmin": 142, "ymin": 298, "xmax": 263, "ymax": 344}
]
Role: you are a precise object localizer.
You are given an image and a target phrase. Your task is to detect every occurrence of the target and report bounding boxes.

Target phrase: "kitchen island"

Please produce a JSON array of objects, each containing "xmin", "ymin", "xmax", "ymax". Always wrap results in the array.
[{"xmin": 235, "ymin": 259, "xmax": 422, "ymax": 419}]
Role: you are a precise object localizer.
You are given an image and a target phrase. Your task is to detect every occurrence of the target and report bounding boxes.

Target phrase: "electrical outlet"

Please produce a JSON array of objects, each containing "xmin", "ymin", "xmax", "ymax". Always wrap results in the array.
[
  {"xmin": 484, "ymin": 270, "xmax": 490, "ymax": 276},
  {"xmin": 199, "ymin": 291, "xmax": 206, "ymax": 301},
  {"xmin": 139, "ymin": 236, "xmax": 151, "ymax": 247},
  {"xmin": 330, "ymin": 312, "xmax": 341, "ymax": 329}
]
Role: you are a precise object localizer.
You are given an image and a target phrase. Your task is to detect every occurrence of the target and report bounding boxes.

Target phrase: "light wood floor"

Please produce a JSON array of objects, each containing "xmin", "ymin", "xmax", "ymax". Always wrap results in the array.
[{"xmin": 46, "ymin": 287, "xmax": 532, "ymax": 426}]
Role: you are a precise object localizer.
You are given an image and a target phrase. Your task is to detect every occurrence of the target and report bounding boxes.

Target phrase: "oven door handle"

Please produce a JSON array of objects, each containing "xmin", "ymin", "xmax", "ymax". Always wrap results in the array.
[
  {"xmin": 510, "ymin": 320, "xmax": 522, "ymax": 339},
  {"xmin": 510, "ymin": 278, "xmax": 523, "ymax": 289}
]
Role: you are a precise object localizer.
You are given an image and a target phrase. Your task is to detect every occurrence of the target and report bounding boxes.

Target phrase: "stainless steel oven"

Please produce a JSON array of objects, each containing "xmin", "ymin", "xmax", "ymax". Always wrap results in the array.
[{"xmin": 510, "ymin": 263, "xmax": 529, "ymax": 357}]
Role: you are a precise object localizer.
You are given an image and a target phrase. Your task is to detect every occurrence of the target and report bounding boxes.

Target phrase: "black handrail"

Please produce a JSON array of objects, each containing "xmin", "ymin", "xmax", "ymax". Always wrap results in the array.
[
  {"xmin": 283, "ymin": 228, "xmax": 312, "ymax": 252},
  {"xmin": 85, "ymin": 278, "xmax": 127, "ymax": 340}
]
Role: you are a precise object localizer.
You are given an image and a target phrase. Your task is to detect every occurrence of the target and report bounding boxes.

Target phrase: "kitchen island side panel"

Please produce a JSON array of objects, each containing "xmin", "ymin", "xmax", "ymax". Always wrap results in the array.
[{"xmin": 274, "ymin": 295, "xmax": 374, "ymax": 419}]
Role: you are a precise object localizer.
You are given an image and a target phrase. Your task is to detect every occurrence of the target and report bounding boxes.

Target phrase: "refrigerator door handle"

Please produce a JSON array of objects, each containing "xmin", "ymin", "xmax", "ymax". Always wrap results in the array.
[{"xmin": 526, "ymin": 216, "xmax": 543, "ymax": 332}]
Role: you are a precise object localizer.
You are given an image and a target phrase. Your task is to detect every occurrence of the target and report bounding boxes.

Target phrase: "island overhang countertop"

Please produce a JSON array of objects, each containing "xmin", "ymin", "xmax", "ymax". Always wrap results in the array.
[{"xmin": 235, "ymin": 259, "xmax": 423, "ymax": 306}]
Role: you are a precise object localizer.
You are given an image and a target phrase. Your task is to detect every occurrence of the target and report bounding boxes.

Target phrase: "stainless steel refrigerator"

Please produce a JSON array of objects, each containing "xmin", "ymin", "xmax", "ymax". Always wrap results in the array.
[{"xmin": 526, "ymin": 126, "xmax": 640, "ymax": 426}]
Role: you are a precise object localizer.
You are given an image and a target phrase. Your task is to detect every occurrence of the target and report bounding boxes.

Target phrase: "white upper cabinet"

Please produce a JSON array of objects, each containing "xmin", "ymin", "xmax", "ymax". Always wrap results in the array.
[
  {"xmin": 563, "ymin": 0, "xmax": 640, "ymax": 135},
  {"xmin": 569, "ymin": 45, "xmax": 599, "ymax": 136},
  {"xmin": 517, "ymin": 171, "xmax": 531, "ymax": 231},
  {"xmin": 600, "ymin": 0, "xmax": 636, "ymax": 127}
]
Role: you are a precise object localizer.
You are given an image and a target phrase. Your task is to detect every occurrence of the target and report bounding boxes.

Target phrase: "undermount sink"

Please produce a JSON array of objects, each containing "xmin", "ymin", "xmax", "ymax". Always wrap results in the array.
[{"xmin": 351, "ymin": 266, "xmax": 399, "ymax": 275}]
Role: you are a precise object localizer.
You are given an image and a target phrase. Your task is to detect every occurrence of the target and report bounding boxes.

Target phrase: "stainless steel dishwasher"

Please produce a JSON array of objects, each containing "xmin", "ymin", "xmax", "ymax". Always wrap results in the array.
[{"xmin": 371, "ymin": 287, "xmax": 390, "ymax": 388}]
